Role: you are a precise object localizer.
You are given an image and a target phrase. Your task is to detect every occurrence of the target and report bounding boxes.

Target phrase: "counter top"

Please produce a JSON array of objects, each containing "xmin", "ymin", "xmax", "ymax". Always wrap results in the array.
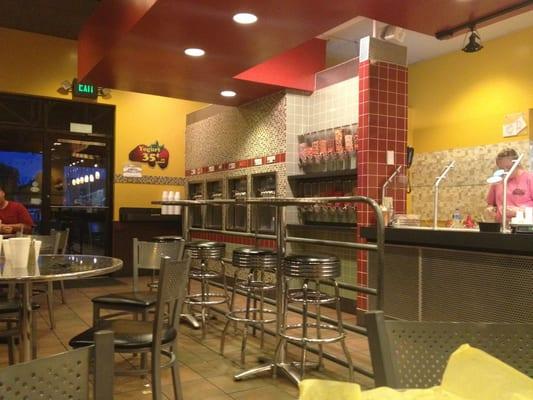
[{"xmin": 360, "ymin": 226, "xmax": 533, "ymax": 256}]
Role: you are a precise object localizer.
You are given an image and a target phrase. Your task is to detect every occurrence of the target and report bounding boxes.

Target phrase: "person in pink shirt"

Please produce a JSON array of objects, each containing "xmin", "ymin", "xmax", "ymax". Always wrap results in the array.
[{"xmin": 486, "ymin": 148, "xmax": 533, "ymax": 222}]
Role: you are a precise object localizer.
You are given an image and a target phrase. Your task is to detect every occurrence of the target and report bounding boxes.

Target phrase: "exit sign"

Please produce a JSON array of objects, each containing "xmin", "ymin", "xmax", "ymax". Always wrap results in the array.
[{"xmin": 72, "ymin": 79, "xmax": 98, "ymax": 99}]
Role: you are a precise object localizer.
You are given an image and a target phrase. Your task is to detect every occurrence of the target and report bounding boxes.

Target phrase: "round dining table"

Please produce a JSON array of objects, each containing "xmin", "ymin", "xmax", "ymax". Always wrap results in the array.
[{"xmin": 0, "ymin": 255, "xmax": 123, "ymax": 361}]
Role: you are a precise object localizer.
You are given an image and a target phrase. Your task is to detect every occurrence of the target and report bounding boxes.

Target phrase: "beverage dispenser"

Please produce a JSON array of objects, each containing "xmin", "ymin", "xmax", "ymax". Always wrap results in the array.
[
  {"xmin": 252, "ymin": 172, "xmax": 276, "ymax": 234},
  {"xmin": 205, "ymin": 180, "xmax": 223, "ymax": 229},
  {"xmin": 188, "ymin": 181, "xmax": 204, "ymax": 228},
  {"xmin": 226, "ymin": 176, "xmax": 247, "ymax": 231}
]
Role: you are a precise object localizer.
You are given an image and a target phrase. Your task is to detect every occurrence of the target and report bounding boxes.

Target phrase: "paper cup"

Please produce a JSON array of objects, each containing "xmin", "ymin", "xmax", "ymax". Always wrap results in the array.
[
  {"xmin": 33, "ymin": 240, "xmax": 42, "ymax": 275},
  {"xmin": 7, "ymin": 237, "xmax": 31, "ymax": 270},
  {"xmin": 3, "ymin": 240, "xmax": 11, "ymax": 267}
]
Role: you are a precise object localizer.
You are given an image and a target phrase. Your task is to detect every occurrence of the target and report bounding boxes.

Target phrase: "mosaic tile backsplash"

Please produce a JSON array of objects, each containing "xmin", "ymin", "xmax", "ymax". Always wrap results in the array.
[
  {"xmin": 410, "ymin": 140, "xmax": 531, "ymax": 222},
  {"xmin": 185, "ymin": 92, "xmax": 286, "ymax": 170}
]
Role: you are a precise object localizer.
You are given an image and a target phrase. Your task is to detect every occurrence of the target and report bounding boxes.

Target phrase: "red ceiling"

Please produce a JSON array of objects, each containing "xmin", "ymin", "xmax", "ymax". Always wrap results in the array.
[{"xmin": 78, "ymin": 0, "xmax": 531, "ymax": 105}]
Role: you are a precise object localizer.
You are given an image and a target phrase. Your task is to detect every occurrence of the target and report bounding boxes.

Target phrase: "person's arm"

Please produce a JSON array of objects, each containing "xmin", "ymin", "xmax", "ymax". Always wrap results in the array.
[
  {"xmin": 528, "ymin": 172, "xmax": 533, "ymax": 201},
  {"xmin": 15, "ymin": 203, "xmax": 34, "ymax": 234},
  {"xmin": 1, "ymin": 223, "xmax": 29, "ymax": 234},
  {"xmin": 486, "ymin": 184, "xmax": 497, "ymax": 206}
]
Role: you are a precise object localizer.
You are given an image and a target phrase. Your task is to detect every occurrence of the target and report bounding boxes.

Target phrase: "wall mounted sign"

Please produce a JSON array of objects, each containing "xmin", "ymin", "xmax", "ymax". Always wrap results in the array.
[
  {"xmin": 70, "ymin": 122, "xmax": 93, "ymax": 134},
  {"xmin": 129, "ymin": 141, "xmax": 169, "ymax": 169},
  {"xmin": 502, "ymin": 112, "xmax": 527, "ymax": 138},
  {"xmin": 122, "ymin": 164, "xmax": 143, "ymax": 178},
  {"xmin": 72, "ymin": 79, "xmax": 98, "ymax": 99},
  {"xmin": 186, "ymin": 153, "xmax": 286, "ymax": 176}
]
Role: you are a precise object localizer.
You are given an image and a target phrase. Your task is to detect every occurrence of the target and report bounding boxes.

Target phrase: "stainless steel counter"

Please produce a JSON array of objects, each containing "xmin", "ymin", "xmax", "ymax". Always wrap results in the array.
[{"xmin": 361, "ymin": 227, "xmax": 533, "ymax": 323}]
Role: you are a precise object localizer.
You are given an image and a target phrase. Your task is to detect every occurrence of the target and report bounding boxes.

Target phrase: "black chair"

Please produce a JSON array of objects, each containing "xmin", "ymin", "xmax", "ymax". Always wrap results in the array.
[
  {"xmin": 70, "ymin": 256, "xmax": 191, "ymax": 400},
  {"xmin": 0, "ymin": 300, "xmax": 39, "ymax": 364},
  {"xmin": 30, "ymin": 228, "xmax": 69, "ymax": 330},
  {"xmin": 91, "ymin": 238, "xmax": 184, "ymax": 327},
  {"xmin": 366, "ymin": 310, "xmax": 533, "ymax": 389},
  {"xmin": 0, "ymin": 330, "xmax": 114, "ymax": 399}
]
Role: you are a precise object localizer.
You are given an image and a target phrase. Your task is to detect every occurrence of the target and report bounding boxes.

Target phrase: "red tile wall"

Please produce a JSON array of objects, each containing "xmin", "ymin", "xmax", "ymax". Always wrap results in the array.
[{"xmin": 356, "ymin": 60, "xmax": 408, "ymax": 311}]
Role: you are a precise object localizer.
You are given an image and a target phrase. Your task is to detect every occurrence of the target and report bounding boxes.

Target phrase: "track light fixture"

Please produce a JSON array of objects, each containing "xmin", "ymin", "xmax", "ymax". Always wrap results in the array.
[
  {"xmin": 462, "ymin": 26, "xmax": 483, "ymax": 53},
  {"xmin": 435, "ymin": 0, "xmax": 532, "ymax": 41}
]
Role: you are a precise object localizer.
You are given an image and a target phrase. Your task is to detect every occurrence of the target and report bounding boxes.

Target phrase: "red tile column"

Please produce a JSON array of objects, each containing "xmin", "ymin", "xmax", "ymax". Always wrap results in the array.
[{"xmin": 356, "ymin": 37, "xmax": 408, "ymax": 317}]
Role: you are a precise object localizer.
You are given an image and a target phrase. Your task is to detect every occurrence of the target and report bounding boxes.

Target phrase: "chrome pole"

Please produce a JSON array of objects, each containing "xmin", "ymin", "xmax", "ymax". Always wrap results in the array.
[
  {"xmin": 433, "ymin": 161, "xmax": 455, "ymax": 229},
  {"xmin": 502, "ymin": 154, "xmax": 523, "ymax": 233}
]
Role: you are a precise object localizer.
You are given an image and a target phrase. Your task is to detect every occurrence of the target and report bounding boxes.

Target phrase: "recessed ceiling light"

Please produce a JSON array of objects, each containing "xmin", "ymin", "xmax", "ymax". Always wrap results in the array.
[
  {"xmin": 220, "ymin": 90, "xmax": 237, "ymax": 97},
  {"xmin": 184, "ymin": 48, "xmax": 205, "ymax": 57},
  {"xmin": 233, "ymin": 13, "xmax": 257, "ymax": 24}
]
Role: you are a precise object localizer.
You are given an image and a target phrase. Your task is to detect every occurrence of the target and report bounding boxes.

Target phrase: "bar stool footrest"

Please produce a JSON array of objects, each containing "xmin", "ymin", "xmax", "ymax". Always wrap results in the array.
[
  {"xmin": 185, "ymin": 293, "xmax": 228, "ymax": 306},
  {"xmin": 189, "ymin": 270, "xmax": 223, "ymax": 279},
  {"xmin": 226, "ymin": 308, "xmax": 277, "ymax": 324},
  {"xmin": 235, "ymin": 281, "xmax": 276, "ymax": 291},
  {"xmin": 287, "ymin": 289, "xmax": 336, "ymax": 304},
  {"xmin": 281, "ymin": 323, "xmax": 345, "ymax": 344}
]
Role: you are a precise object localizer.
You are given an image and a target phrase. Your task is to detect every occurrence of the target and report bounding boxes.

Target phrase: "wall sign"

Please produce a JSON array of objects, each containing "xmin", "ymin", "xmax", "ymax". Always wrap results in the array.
[
  {"xmin": 122, "ymin": 164, "xmax": 143, "ymax": 178},
  {"xmin": 129, "ymin": 141, "xmax": 169, "ymax": 169},
  {"xmin": 502, "ymin": 112, "xmax": 527, "ymax": 138},
  {"xmin": 72, "ymin": 79, "xmax": 98, "ymax": 99}
]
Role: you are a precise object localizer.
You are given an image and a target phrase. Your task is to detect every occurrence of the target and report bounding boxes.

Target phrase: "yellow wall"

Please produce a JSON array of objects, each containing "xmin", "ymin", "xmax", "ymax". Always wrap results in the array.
[
  {"xmin": 409, "ymin": 26, "xmax": 533, "ymax": 153},
  {"xmin": 0, "ymin": 27, "xmax": 206, "ymax": 220}
]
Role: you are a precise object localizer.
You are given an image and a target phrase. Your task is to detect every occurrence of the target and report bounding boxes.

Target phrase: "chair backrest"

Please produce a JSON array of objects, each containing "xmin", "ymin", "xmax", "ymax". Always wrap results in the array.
[
  {"xmin": 0, "ymin": 330, "xmax": 114, "ymax": 399},
  {"xmin": 29, "ymin": 232, "xmax": 61, "ymax": 254},
  {"xmin": 366, "ymin": 311, "xmax": 533, "ymax": 389},
  {"xmin": 133, "ymin": 238, "xmax": 185, "ymax": 270},
  {"xmin": 153, "ymin": 256, "xmax": 191, "ymax": 351},
  {"xmin": 51, "ymin": 228, "xmax": 70, "ymax": 254}
]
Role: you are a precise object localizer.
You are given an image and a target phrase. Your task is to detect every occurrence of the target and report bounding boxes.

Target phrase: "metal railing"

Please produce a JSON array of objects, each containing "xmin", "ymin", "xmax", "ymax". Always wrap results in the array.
[{"xmin": 153, "ymin": 196, "xmax": 385, "ymax": 380}]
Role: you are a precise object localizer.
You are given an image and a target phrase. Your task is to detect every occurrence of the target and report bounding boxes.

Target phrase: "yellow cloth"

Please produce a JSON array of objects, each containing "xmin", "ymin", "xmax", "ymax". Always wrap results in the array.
[
  {"xmin": 361, "ymin": 387, "xmax": 465, "ymax": 400},
  {"xmin": 299, "ymin": 379, "xmax": 362, "ymax": 400},
  {"xmin": 441, "ymin": 344, "xmax": 533, "ymax": 400},
  {"xmin": 299, "ymin": 344, "xmax": 533, "ymax": 400}
]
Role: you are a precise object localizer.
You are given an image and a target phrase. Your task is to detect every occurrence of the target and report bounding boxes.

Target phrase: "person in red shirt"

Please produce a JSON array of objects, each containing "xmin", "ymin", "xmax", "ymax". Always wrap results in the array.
[{"xmin": 0, "ymin": 185, "xmax": 34, "ymax": 234}]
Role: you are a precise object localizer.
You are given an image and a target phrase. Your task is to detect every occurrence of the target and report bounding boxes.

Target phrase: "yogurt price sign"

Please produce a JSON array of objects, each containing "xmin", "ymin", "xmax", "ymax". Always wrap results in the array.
[{"xmin": 128, "ymin": 141, "xmax": 169, "ymax": 169}]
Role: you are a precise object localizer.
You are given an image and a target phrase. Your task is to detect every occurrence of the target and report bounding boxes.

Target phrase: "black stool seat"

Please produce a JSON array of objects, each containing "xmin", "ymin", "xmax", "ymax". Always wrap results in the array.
[
  {"xmin": 0, "ymin": 302, "xmax": 40, "ymax": 314},
  {"xmin": 283, "ymin": 254, "xmax": 340, "ymax": 279},
  {"xmin": 232, "ymin": 247, "xmax": 277, "ymax": 269},
  {"xmin": 92, "ymin": 292, "xmax": 157, "ymax": 308},
  {"xmin": 70, "ymin": 319, "xmax": 176, "ymax": 350},
  {"xmin": 185, "ymin": 240, "xmax": 225, "ymax": 249},
  {"xmin": 185, "ymin": 241, "xmax": 225, "ymax": 259},
  {"xmin": 153, "ymin": 236, "xmax": 184, "ymax": 242}
]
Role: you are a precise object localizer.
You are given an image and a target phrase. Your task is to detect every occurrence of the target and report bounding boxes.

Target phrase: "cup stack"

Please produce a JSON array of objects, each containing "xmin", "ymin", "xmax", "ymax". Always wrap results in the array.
[{"xmin": 3, "ymin": 237, "xmax": 31, "ymax": 276}]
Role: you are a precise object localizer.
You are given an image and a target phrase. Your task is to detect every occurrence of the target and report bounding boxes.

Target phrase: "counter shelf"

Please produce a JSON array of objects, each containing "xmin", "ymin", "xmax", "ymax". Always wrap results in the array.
[{"xmin": 154, "ymin": 196, "xmax": 385, "ymax": 384}]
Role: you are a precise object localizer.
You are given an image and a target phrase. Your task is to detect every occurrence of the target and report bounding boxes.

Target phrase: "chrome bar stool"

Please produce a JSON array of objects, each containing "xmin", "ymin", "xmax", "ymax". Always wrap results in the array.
[
  {"xmin": 220, "ymin": 247, "xmax": 278, "ymax": 366},
  {"xmin": 274, "ymin": 254, "xmax": 354, "ymax": 381},
  {"xmin": 184, "ymin": 240, "xmax": 228, "ymax": 339}
]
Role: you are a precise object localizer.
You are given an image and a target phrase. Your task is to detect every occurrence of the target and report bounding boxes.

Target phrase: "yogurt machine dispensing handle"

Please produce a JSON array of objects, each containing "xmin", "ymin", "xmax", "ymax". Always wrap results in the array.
[{"xmin": 433, "ymin": 160, "xmax": 455, "ymax": 229}]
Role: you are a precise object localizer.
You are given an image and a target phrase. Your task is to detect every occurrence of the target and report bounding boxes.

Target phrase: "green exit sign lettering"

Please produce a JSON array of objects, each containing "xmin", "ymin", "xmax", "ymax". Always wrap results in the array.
[{"xmin": 72, "ymin": 79, "xmax": 98, "ymax": 99}]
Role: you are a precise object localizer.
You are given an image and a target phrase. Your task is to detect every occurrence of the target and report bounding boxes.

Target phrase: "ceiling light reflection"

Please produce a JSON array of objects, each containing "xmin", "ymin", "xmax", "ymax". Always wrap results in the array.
[
  {"xmin": 184, "ymin": 48, "xmax": 205, "ymax": 57},
  {"xmin": 233, "ymin": 13, "xmax": 258, "ymax": 24},
  {"xmin": 220, "ymin": 90, "xmax": 237, "ymax": 97}
]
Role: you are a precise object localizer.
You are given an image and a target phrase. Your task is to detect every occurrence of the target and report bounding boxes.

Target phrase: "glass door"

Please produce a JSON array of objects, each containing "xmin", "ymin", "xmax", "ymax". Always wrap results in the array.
[
  {"xmin": 0, "ymin": 127, "xmax": 44, "ymax": 232},
  {"xmin": 46, "ymin": 135, "xmax": 112, "ymax": 255}
]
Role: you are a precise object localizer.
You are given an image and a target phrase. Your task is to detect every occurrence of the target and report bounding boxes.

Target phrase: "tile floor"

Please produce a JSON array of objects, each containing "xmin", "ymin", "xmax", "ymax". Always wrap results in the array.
[{"xmin": 0, "ymin": 276, "xmax": 374, "ymax": 399}]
